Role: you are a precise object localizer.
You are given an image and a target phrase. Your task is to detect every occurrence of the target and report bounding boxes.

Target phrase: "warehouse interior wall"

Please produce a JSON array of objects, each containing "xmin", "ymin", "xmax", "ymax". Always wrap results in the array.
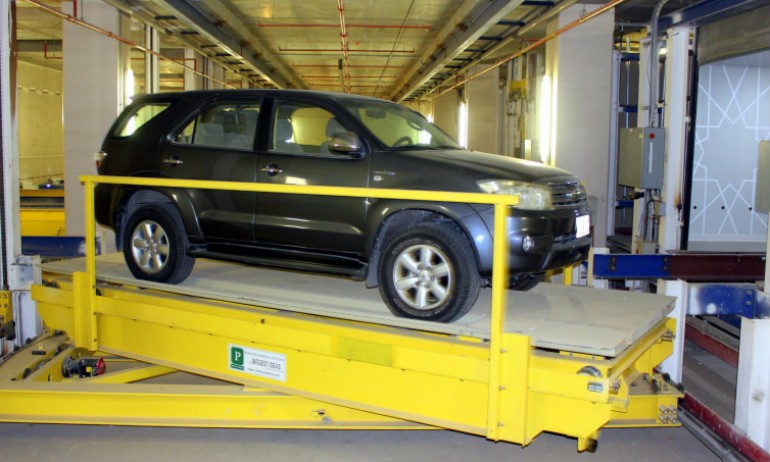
[
  {"xmin": 545, "ymin": 5, "xmax": 615, "ymax": 247},
  {"xmin": 62, "ymin": 0, "xmax": 121, "ymax": 238},
  {"xmin": 17, "ymin": 61, "xmax": 63, "ymax": 189},
  {"xmin": 433, "ymin": 90, "xmax": 460, "ymax": 142},
  {"xmin": 467, "ymin": 64, "xmax": 503, "ymax": 155}
]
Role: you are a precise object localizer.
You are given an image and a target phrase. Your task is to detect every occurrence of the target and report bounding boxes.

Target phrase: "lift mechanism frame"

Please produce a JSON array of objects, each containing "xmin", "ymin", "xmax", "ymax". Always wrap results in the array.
[{"xmin": 0, "ymin": 176, "xmax": 682, "ymax": 452}]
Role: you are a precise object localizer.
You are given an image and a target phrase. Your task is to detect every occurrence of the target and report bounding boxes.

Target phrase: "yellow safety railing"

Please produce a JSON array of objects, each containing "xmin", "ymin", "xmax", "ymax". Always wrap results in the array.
[{"xmin": 80, "ymin": 175, "xmax": 519, "ymax": 439}]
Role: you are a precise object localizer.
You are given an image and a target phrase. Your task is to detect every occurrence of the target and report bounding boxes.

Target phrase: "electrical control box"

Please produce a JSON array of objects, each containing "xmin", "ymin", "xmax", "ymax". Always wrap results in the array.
[
  {"xmin": 618, "ymin": 127, "xmax": 665, "ymax": 190},
  {"xmin": 756, "ymin": 141, "xmax": 770, "ymax": 212}
]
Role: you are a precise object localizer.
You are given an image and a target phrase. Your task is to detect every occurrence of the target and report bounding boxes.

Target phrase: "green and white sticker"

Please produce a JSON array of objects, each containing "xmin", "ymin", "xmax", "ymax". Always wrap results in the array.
[{"xmin": 229, "ymin": 344, "xmax": 287, "ymax": 382}]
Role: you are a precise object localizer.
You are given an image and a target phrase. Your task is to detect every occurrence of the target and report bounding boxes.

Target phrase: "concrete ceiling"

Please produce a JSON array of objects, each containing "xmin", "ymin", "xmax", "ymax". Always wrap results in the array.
[{"xmin": 14, "ymin": 0, "xmax": 687, "ymax": 101}]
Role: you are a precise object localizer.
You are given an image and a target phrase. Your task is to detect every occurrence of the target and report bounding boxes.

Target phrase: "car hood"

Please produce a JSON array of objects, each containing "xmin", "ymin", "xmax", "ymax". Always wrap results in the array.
[{"xmin": 399, "ymin": 148, "xmax": 576, "ymax": 182}]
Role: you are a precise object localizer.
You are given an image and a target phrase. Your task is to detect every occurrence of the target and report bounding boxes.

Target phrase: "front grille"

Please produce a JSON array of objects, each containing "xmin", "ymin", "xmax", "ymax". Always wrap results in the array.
[{"xmin": 541, "ymin": 177, "xmax": 588, "ymax": 208}]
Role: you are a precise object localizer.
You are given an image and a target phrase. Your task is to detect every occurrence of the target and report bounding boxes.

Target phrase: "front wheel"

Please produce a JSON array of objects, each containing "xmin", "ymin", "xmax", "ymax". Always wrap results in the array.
[
  {"xmin": 122, "ymin": 203, "xmax": 195, "ymax": 284},
  {"xmin": 378, "ymin": 222, "xmax": 480, "ymax": 323}
]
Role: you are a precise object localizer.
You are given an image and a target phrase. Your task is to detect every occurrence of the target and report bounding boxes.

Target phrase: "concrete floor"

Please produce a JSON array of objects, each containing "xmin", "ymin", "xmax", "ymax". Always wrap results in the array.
[{"xmin": 0, "ymin": 423, "xmax": 718, "ymax": 462}]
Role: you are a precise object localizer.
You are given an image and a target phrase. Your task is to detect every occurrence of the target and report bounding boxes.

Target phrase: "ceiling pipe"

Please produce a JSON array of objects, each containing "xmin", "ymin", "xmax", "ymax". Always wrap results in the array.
[
  {"xmin": 155, "ymin": 0, "xmax": 303, "ymax": 89},
  {"xmin": 256, "ymin": 23, "xmax": 432, "ymax": 31},
  {"xmin": 101, "ymin": 0, "xmax": 268, "ymax": 88},
  {"xmin": 374, "ymin": 0, "xmax": 417, "ymax": 98},
  {"xmin": 391, "ymin": 0, "xmax": 523, "ymax": 102},
  {"xmin": 337, "ymin": 0, "xmax": 351, "ymax": 93},
  {"xmin": 647, "ymin": 0, "xmax": 671, "ymax": 128},
  {"xmin": 279, "ymin": 47, "xmax": 415, "ymax": 54},
  {"xmin": 293, "ymin": 64, "xmax": 406, "ymax": 69},
  {"xmin": 303, "ymin": 75, "xmax": 398, "ymax": 79},
  {"xmin": 23, "ymin": 0, "xmax": 236, "ymax": 88},
  {"xmin": 430, "ymin": 0, "xmax": 626, "ymax": 100},
  {"xmin": 416, "ymin": 0, "xmax": 579, "ymax": 98}
]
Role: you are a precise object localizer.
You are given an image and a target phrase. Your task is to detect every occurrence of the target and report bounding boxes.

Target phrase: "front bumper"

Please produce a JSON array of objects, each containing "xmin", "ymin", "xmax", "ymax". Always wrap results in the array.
[{"xmin": 469, "ymin": 205, "xmax": 591, "ymax": 275}]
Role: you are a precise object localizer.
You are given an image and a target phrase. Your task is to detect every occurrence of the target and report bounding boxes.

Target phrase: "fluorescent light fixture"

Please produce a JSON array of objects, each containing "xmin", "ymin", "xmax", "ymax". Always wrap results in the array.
[
  {"xmin": 458, "ymin": 101, "xmax": 468, "ymax": 148},
  {"xmin": 538, "ymin": 75, "xmax": 551, "ymax": 164}
]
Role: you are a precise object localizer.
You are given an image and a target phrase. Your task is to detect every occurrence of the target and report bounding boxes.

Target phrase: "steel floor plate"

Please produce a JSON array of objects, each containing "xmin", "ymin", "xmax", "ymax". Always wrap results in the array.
[{"xmin": 41, "ymin": 254, "xmax": 674, "ymax": 357}]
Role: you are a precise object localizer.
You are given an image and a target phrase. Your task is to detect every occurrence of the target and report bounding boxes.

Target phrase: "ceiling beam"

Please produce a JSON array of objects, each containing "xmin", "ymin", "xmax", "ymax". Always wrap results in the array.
[
  {"xmin": 154, "ymin": 0, "xmax": 303, "ymax": 89},
  {"xmin": 390, "ymin": 0, "xmax": 524, "ymax": 102},
  {"xmin": 103, "ymin": 0, "xmax": 266, "ymax": 88},
  {"xmin": 420, "ymin": 0, "xmax": 579, "ymax": 99},
  {"xmin": 658, "ymin": 0, "xmax": 769, "ymax": 29}
]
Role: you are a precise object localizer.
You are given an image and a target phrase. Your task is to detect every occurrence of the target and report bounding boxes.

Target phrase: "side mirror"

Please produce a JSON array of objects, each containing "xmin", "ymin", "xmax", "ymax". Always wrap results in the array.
[{"xmin": 329, "ymin": 132, "xmax": 364, "ymax": 157}]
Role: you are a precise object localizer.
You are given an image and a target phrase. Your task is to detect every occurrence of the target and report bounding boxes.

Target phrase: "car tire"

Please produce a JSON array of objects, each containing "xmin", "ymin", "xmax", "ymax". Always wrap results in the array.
[
  {"xmin": 509, "ymin": 272, "xmax": 544, "ymax": 291},
  {"xmin": 378, "ymin": 222, "xmax": 480, "ymax": 322},
  {"xmin": 122, "ymin": 203, "xmax": 195, "ymax": 284}
]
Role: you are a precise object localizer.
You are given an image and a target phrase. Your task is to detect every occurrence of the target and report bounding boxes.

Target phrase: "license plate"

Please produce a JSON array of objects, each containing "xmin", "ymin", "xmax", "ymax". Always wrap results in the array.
[{"xmin": 576, "ymin": 215, "xmax": 590, "ymax": 238}]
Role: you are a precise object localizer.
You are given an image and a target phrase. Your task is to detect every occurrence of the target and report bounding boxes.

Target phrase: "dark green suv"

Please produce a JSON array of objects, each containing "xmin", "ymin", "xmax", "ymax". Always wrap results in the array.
[{"xmin": 95, "ymin": 90, "xmax": 591, "ymax": 322}]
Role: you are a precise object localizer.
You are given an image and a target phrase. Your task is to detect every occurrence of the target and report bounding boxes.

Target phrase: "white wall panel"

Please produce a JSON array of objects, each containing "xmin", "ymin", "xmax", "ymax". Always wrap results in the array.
[{"xmin": 689, "ymin": 54, "xmax": 770, "ymax": 251}]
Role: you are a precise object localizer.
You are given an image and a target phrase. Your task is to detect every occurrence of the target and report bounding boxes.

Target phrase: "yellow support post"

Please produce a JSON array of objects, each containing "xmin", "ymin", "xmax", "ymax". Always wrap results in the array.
[{"xmin": 486, "ymin": 202, "xmax": 511, "ymax": 440}]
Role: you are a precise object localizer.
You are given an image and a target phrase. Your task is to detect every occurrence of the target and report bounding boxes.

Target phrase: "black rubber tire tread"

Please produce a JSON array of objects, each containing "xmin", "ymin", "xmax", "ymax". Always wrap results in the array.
[
  {"xmin": 122, "ymin": 203, "xmax": 195, "ymax": 284},
  {"xmin": 378, "ymin": 222, "xmax": 480, "ymax": 323}
]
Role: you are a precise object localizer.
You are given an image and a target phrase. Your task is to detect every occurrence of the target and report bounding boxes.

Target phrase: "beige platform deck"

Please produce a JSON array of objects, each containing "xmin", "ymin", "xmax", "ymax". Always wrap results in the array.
[{"xmin": 41, "ymin": 254, "xmax": 674, "ymax": 357}]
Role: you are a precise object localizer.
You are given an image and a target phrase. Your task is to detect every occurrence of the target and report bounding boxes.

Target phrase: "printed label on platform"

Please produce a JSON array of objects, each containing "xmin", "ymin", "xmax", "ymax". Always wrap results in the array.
[{"xmin": 229, "ymin": 344, "xmax": 286, "ymax": 382}]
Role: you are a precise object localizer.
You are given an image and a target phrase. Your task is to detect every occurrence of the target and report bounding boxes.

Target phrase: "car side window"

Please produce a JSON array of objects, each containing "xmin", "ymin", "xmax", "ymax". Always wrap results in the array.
[
  {"xmin": 173, "ymin": 101, "xmax": 261, "ymax": 150},
  {"xmin": 113, "ymin": 102, "xmax": 171, "ymax": 138},
  {"xmin": 272, "ymin": 101, "xmax": 348, "ymax": 154}
]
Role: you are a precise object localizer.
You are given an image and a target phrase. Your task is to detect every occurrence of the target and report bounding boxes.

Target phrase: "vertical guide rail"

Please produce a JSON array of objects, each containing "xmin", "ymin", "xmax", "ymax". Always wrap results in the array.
[
  {"xmin": 73, "ymin": 177, "xmax": 97, "ymax": 350},
  {"xmin": 486, "ymin": 203, "xmax": 511, "ymax": 440}
]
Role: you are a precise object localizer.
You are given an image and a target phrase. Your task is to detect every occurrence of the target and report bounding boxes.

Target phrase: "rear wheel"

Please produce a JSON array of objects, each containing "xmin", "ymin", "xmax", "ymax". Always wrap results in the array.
[
  {"xmin": 122, "ymin": 203, "xmax": 195, "ymax": 284},
  {"xmin": 378, "ymin": 222, "xmax": 480, "ymax": 322}
]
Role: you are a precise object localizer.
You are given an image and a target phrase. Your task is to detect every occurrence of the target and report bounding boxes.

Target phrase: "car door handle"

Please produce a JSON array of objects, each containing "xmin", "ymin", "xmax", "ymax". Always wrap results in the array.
[
  {"xmin": 260, "ymin": 164, "xmax": 284, "ymax": 176},
  {"xmin": 162, "ymin": 156, "xmax": 184, "ymax": 166}
]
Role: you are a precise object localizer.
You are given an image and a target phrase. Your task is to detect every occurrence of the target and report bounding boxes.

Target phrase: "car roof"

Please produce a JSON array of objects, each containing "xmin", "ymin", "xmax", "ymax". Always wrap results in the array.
[{"xmin": 132, "ymin": 89, "xmax": 391, "ymax": 105}]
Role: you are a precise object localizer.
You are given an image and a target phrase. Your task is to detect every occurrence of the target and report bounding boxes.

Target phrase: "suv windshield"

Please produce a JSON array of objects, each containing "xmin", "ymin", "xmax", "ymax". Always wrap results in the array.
[{"xmin": 339, "ymin": 100, "xmax": 460, "ymax": 150}]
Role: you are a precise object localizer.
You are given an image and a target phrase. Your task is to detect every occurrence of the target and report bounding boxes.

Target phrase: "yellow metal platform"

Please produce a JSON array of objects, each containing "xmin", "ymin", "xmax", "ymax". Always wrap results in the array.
[
  {"xmin": 0, "ymin": 176, "xmax": 683, "ymax": 453},
  {"xmin": 43, "ymin": 253, "xmax": 674, "ymax": 357}
]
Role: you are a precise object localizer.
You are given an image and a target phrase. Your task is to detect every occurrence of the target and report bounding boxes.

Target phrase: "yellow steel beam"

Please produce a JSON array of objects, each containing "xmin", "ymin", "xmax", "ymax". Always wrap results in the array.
[
  {"xmin": 0, "ymin": 175, "xmax": 672, "ymax": 451},
  {"xmin": 0, "ymin": 381, "xmax": 432, "ymax": 429},
  {"xmin": 0, "ymin": 334, "xmax": 70, "ymax": 381},
  {"xmin": 21, "ymin": 189, "xmax": 64, "ymax": 198},
  {"xmin": 31, "ymin": 272, "xmax": 681, "ymax": 449},
  {"xmin": 0, "ymin": 335, "xmax": 428, "ymax": 429},
  {"xmin": 79, "ymin": 175, "xmax": 521, "ymax": 206},
  {"xmin": 68, "ymin": 363, "xmax": 177, "ymax": 384},
  {"xmin": 35, "ymin": 280, "xmax": 493, "ymax": 435},
  {"xmin": 20, "ymin": 209, "xmax": 66, "ymax": 236}
]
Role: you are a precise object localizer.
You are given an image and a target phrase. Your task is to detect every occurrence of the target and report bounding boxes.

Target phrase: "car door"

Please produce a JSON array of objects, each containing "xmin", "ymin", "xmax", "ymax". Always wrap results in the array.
[
  {"xmin": 254, "ymin": 98, "xmax": 370, "ymax": 258},
  {"xmin": 161, "ymin": 99, "xmax": 261, "ymax": 242}
]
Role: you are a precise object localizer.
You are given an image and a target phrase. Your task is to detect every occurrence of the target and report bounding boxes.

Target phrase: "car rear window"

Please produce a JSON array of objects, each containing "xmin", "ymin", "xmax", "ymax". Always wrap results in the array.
[{"xmin": 112, "ymin": 102, "xmax": 172, "ymax": 137}]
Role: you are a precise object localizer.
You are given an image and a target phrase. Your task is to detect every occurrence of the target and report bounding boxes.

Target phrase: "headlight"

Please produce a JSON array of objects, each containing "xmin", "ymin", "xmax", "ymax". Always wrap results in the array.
[{"xmin": 476, "ymin": 180, "xmax": 553, "ymax": 210}]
